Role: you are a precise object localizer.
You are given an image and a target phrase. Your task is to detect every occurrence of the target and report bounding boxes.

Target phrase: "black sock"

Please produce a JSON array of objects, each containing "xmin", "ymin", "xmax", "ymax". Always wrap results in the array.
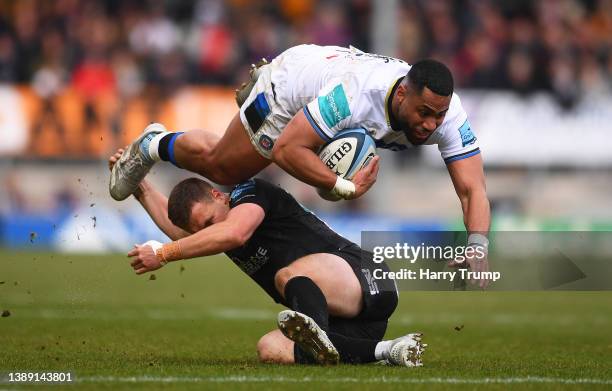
[
  {"xmin": 157, "ymin": 133, "xmax": 174, "ymax": 162},
  {"xmin": 284, "ymin": 276, "xmax": 329, "ymax": 332},
  {"xmin": 328, "ymin": 332, "xmax": 378, "ymax": 364},
  {"xmin": 293, "ymin": 332, "xmax": 379, "ymax": 364}
]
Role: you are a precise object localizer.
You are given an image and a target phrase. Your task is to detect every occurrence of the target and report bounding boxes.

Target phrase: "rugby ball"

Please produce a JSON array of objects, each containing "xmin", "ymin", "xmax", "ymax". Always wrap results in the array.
[
  {"xmin": 318, "ymin": 128, "xmax": 377, "ymax": 180},
  {"xmin": 317, "ymin": 128, "xmax": 377, "ymax": 201}
]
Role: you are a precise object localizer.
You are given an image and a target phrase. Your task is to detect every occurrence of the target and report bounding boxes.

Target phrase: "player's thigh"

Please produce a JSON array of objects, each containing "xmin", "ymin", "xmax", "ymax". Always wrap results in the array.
[
  {"xmin": 275, "ymin": 253, "xmax": 363, "ymax": 318},
  {"xmin": 257, "ymin": 330, "xmax": 294, "ymax": 364}
]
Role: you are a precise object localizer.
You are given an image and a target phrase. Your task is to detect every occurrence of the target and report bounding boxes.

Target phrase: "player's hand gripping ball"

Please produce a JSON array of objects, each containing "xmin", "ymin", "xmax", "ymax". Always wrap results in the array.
[{"xmin": 318, "ymin": 128, "xmax": 377, "ymax": 201}]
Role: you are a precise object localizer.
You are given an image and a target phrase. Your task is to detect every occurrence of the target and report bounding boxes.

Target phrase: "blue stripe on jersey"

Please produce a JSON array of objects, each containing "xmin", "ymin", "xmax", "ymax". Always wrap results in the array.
[
  {"xmin": 303, "ymin": 107, "xmax": 332, "ymax": 142},
  {"xmin": 444, "ymin": 148, "xmax": 480, "ymax": 164}
]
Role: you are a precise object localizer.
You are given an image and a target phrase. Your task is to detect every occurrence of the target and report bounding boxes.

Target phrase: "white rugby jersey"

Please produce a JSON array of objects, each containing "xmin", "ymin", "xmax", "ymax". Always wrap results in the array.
[{"xmin": 269, "ymin": 44, "xmax": 480, "ymax": 164}]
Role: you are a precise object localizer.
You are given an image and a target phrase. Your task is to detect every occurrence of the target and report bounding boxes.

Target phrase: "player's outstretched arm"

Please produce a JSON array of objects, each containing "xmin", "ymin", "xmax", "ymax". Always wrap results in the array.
[
  {"xmin": 108, "ymin": 149, "xmax": 189, "ymax": 241},
  {"xmin": 446, "ymin": 154, "xmax": 490, "ymax": 233},
  {"xmin": 132, "ymin": 181, "xmax": 190, "ymax": 240},
  {"xmin": 127, "ymin": 203, "xmax": 265, "ymax": 275},
  {"xmin": 272, "ymin": 111, "xmax": 379, "ymax": 199},
  {"xmin": 447, "ymin": 154, "xmax": 492, "ymax": 288}
]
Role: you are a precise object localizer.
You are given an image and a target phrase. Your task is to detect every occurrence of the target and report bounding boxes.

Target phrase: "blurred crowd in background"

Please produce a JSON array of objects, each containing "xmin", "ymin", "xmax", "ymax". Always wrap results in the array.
[
  {"xmin": 0, "ymin": 0, "xmax": 610, "ymax": 106},
  {"xmin": 0, "ymin": 0, "xmax": 611, "ymax": 241}
]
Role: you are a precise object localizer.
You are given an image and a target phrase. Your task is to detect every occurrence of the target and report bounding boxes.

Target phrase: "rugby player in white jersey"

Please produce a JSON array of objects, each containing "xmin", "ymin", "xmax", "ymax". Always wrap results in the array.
[{"xmin": 110, "ymin": 44, "xmax": 491, "ymax": 287}]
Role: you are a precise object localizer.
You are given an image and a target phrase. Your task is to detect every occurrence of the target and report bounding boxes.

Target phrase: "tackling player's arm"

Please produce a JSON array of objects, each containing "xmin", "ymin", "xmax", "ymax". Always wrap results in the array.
[
  {"xmin": 172, "ymin": 203, "xmax": 264, "ymax": 260},
  {"xmin": 133, "ymin": 181, "xmax": 190, "ymax": 240},
  {"xmin": 272, "ymin": 110, "xmax": 379, "ymax": 199},
  {"xmin": 447, "ymin": 153, "xmax": 492, "ymax": 288},
  {"xmin": 109, "ymin": 148, "xmax": 189, "ymax": 240},
  {"xmin": 128, "ymin": 203, "xmax": 265, "ymax": 275}
]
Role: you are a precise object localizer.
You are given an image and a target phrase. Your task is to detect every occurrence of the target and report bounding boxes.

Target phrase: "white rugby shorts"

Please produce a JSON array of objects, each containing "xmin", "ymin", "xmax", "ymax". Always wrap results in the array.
[{"xmin": 238, "ymin": 47, "xmax": 308, "ymax": 159}]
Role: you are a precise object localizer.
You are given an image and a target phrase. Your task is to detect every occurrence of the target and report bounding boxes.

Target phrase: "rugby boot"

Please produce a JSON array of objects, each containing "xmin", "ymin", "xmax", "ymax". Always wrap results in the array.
[
  {"xmin": 277, "ymin": 310, "xmax": 339, "ymax": 365},
  {"xmin": 109, "ymin": 123, "xmax": 166, "ymax": 201},
  {"xmin": 235, "ymin": 58, "xmax": 269, "ymax": 107},
  {"xmin": 385, "ymin": 333, "xmax": 426, "ymax": 367}
]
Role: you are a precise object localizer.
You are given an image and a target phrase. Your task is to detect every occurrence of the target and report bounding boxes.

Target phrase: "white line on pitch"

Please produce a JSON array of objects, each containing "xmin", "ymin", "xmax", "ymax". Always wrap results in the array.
[
  {"xmin": 73, "ymin": 376, "xmax": 612, "ymax": 385},
  {"xmin": 5, "ymin": 308, "xmax": 610, "ymax": 325}
]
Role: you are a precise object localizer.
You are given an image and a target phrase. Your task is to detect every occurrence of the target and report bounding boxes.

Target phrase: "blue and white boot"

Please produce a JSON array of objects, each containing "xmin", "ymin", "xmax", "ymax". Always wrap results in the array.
[{"xmin": 109, "ymin": 123, "xmax": 166, "ymax": 200}]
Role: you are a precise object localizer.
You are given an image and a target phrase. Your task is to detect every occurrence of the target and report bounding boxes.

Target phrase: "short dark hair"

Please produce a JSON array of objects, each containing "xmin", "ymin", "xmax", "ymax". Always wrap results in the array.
[
  {"xmin": 167, "ymin": 178, "xmax": 214, "ymax": 230},
  {"xmin": 406, "ymin": 59, "xmax": 454, "ymax": 96}
]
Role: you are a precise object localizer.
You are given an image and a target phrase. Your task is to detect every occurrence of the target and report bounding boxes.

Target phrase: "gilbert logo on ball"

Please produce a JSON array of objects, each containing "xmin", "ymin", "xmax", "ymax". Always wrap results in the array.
[
  {"xmin": 318, "ymin": 128, "xmax": 377, "ymax": 180},
  {"xmin": 324, "ymin": 141, "xmax": 353, "ymax": 172}
]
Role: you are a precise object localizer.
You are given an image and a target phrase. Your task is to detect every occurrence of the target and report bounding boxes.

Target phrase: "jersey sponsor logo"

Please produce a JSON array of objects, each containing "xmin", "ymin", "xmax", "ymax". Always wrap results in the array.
[
  {"xmin": 318, "ymin": 84, "xmax": 351, "ymax": 129},
  {"xmin": 258, "ymin": 134, "xmax": 274, "ymax": 151},
  {"xmin": 231, "ymin": 247, "xmax": 269, "ymax": 275},
  {"xmin": 361, "ymin": 268, "xmax": 380, "ymax": 295},
  {"xmin": 458, "ymin": 119, "xmax": 476, "ymax": 147}
]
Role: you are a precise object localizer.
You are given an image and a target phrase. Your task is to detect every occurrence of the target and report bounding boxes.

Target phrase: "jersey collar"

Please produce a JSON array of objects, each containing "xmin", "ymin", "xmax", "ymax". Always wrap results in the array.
[{"xmin": 385, "ymin": 76, "xmax": 404, "ymax": 131}]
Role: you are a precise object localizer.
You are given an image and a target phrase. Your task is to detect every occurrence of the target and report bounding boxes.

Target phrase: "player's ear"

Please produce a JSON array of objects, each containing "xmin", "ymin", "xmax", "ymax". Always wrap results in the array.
[
  {"xmin": 396, "ymin": 82, "xmax": 410, "ymax": 104},
  {"xmin": 397, "ymin": 81, "xmax": 408, "ymax": 96},
  {"xmin": 210, "ymin": 188, "xmax": 224, "ymax": 200}
]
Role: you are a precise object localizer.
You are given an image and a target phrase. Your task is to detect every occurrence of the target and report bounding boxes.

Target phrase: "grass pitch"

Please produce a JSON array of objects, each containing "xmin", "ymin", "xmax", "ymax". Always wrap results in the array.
[{"xmin": 1, "ymin": 250, "xmax": 611, "ymax": 390}]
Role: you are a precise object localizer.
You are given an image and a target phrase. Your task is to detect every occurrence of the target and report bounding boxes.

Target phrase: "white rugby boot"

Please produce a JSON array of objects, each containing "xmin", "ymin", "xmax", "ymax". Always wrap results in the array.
[
  {"xmin": 109, "ymin": 123, "xmax": 166, "ymax": 201},
  {"xmin": 277, "ymin": 310, "xmax": 339, "ymax": 365},
  {"xmin": 383, "ymin": 332, "xmax": 426, "ymax": 367}
]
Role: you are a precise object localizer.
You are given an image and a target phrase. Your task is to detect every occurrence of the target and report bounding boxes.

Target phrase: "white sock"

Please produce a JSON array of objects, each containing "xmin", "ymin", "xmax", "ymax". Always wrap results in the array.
[
  {"xmin": 146, "ymin": 132, "xmax": 170, "ymax": 162},
  {"xmin": 374, "ymin": 340, "xmax": 392, "ymax": 360}
]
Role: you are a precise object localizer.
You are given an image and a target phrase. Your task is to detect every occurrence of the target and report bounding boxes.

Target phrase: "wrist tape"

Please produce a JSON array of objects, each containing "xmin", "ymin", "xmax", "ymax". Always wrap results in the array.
[
  {"xmin": 331, "ymin": 176, "xmax": 356, "ymax": 199},
  {"xmin": 155, "ymin": 241, "xmax": 183, "ymax": 265}
]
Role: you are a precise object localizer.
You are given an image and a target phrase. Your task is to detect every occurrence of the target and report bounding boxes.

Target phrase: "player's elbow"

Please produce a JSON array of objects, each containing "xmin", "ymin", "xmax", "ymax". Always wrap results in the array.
[
  {"xmin": 463, "ymin": 185, "xmax": 488, "ymax": 204},
  {"xmin": 226, "ymin": 226, "xmax": 251, "ymax": 248},
  {"xmin": 458, "ymin": 181, "xmax": 487, "ymax": 203},
  {"xmin": 271, "ymin": 138, "xmax": 293, "ymax": 167}
]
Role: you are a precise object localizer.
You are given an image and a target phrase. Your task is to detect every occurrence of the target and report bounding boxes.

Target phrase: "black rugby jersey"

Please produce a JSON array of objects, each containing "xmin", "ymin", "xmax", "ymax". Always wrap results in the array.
[{"xmin": 225, "ymin": 179, "xmax": 357, "ymax": 303}]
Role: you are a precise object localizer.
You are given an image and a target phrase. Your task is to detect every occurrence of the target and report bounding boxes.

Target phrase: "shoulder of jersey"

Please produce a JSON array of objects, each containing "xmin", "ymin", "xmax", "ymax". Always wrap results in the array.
[{"xmin": 230, "ymin": 179, "xmax": 257, "ymax": 201}]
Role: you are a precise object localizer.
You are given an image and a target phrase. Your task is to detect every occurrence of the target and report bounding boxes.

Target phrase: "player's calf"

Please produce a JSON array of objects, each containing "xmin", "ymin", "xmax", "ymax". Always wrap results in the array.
[{"xmin": 171, "ymin": 131, "xmax": 239, "ymax": 185}]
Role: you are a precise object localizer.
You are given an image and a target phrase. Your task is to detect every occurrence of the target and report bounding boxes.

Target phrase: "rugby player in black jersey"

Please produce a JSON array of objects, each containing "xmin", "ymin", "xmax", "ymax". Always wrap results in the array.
[{"xmin": 109, "ymin": 149, "xmax": 426, "ymax": 367}]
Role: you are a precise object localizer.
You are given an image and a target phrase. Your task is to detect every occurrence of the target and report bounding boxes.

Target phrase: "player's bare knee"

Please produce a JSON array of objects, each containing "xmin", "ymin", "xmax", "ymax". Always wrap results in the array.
[
  {"xmin": 257, "ymin": 333, "xmax": 292, "ymax": 364},
  {"xmin": 256, "ymin": 335, "xmax": 273, "ymax": 362},
  {"xmin": 274, "ymin": 267, "xmax": 303, "ymax": 296}
]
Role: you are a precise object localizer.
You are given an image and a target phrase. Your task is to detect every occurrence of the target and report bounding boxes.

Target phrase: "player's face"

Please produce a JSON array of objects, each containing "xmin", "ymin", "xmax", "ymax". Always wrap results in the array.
[
  {"xmin": 397, "ymin": 85, "xmax": 451, "ymax": 145},
  {"xmin": 187, "ymin": 190, "xmax": 230, "ymax": 233}
]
